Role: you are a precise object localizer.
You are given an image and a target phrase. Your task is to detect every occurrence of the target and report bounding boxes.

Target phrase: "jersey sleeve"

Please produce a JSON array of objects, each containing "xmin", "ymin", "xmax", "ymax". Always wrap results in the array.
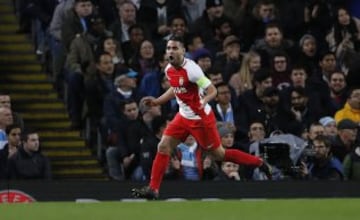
[{"xmin": 187, "ymin": 60, "xmax": 211, "ymax": 89}]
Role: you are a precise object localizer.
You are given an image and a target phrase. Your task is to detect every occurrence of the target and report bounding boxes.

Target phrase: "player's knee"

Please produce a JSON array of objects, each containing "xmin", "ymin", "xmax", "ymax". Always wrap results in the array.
[
  {"xmin": 157, "ymin": 143, "xmax": 172, "ymax": 155},
  {"xmin": 211, "ymin": 147, "xmax": 225, "ymax": 161}
]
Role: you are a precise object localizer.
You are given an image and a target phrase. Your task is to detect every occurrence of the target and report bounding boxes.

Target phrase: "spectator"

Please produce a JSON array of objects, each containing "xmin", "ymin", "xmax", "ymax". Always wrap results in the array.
[
  {"xmin": 8, "ymin": 129, "xmax": 52, "ymax": 180},
  {"xmin": 110, "ymin": 0, "xmax": 137, "ymax": 43},
  {"xmin": 0, "ymin": 124, "xmax": 22, "ymax": 179},
  {"xmin": 174, "ymin": 135, "xmax": 218, "ymax": 180},
  {"xmin": 61, "ymin": 0, "xmax": 93, "ymax": 51},
  {"xmin": 297, "ymin": 34, "xmax": 319, "ymax": 77},
  {"xmin": 96, "ymin": 36, "xmax": 126, "ymax": 74},
  {"xmin": 331, "ymin": 119, "xmax": 358, "ymax": 162},
  {"xmin": 319, "ymin": 116, "xmax": 337, "ymax": 137},
  {"xmin": 251, "ymin": 22, "xmax": 295, "ymax": 68},
  {"xmin": 213, "ymin": 35, "xmax": 243, "ymax": 83},
  {"xmin": 0, "ymin": 94, "xmax": 24, "ymax": 129},
  {"xmin": 123, "ymin": 96, "xmax": 163, "ymax": 180},
  {"xmin": 343, "ymin": 146, "xmax": 360, "ymax": 180},
  {"xmin": 105, "ymin": 99, "xmax": 140, "ymax": 180},
  {"xmin": 122, "ymin": 24, "xmax": 146, "ymax": 64},
  {"xmin": 205, "ymin": 16, "xmax": 234, "ymax": 58},
  {"xmin": 4, "ymin": 124, "xmax": 22, "ymax": 159},
  {"xmin": 328, "ymin": 71, "xmax": 348, "ymax": 115},
  {"xmin": 138, "ymin": 0, "xmax": 183, "ymax": 41},
  {"xmin": 301, "ymin": 135, "xmax": 344, "ymax": 180},
  {"xmin": 190, "ymin": 0, "xmax": 225, "ymax": 44},
  {"xmin": 229, "ymin": 50, "xmax": 261, "ymax": 97},
  {"xmin": 182, "ymin": 0, "xmax": 206, "ymax": 24},
  {"xmin": 326, "ymin": 7, "xmax": 360, "ymax": 60},
  {"xmin": 242, "ymin": 0, "xmax": 279, "ymax": 50},
  {"xmin": 269, "ymin": 51, "xmax": 291, "ymax": 90},
  {"xmin": 283, "ymin": 86, "xmax": 322, "ymax": 136},
  {"xmin": 48, "ymin": 0, "xmax": 75, "ymax": 94},
  {"xmin": 84, "ymin": 51, "xmax": 116, "ymax": 143},
  {"xmin": 65, "ymin": 13, "xmax": 112, "ymax": 129},
  {"xmin": 214, "ymin": 161, "xmax": 240, "ymax": 181},
  {"xmin": 103, "ymin": 69, "xmax": 139, "ymax": 132},
  {"xmin": 308, "ymin": 51, "xmax": 337, "ymax": 116},
  {"xmin": 128, "ymin": 39, "xmax": 159, "ymax": 81},
  {"xmin": 307, "ymin": 122, "xmax": 325, "ymax": 143},
  {"xmin": 162, "ymin": 15, "xmax": 188, "ymax": 42},
  {"xmin": 192, "ymin": 48, "xmax": 212, "ymax": 73},
  {"xmin": 0, "ymin": 107, "xmax": 14, "ymax": 150},
  {"xmin": 237, "ymin": 68, "xmax": 273, "ymax": 138},
  {"xmin": 335, "ymin": 87, "xmax": 360, "ymax": 123},
  {"xmin": 184, "ymin": 33, "xmax": 204, "ymax": 60}
]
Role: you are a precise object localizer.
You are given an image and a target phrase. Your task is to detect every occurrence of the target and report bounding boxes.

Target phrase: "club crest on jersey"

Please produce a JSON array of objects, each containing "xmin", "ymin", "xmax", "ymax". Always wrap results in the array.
[{"xmin": 179, "ymin": 77, "xmax": 184, "ymax": 86}]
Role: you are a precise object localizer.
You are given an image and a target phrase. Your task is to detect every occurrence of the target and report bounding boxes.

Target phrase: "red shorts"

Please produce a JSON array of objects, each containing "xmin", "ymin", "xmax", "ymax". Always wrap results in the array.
[{"xmin": 163, "ymin": 112, "xmax": 221, "ymax": 150}]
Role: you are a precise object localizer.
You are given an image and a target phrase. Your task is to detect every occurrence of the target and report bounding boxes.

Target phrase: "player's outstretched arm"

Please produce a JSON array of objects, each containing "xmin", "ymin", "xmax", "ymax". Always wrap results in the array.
[{"xmin": 144, "ymin": 87, "xmax": 175, "ymax": 106}]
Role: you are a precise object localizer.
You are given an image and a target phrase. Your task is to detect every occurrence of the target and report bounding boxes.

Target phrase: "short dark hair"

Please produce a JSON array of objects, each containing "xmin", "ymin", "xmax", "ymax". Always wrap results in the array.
[
  {"xmin": 5, "ymin": 124, "xmax": 21, "ymax": 135},
  {"xmin": 168, "ymin": 36, "xmax": 184, "ymax": 46},
  {"xmin": 94, "ymin": 50, "xmax": 112, "ymax": 64},
  {"xmin": 21, "ymin": 128, "xmax": 37, "ymax": 142},
  {"xmin": 313, "ymin": 135, "xmax": 331, "ymax": 148}
]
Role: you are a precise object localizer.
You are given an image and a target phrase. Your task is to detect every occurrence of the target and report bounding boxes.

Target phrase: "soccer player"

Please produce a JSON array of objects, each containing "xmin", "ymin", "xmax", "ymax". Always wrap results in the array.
[{"xmin": 131, "ymin": 36, "xmax": 271, "ymax": 199}]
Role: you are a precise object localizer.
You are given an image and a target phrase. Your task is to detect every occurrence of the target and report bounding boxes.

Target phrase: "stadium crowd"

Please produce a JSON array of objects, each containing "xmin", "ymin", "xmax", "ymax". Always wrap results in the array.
[{"xmin": 1, "ymin": 0, "xmax": 360, "ymax": 181}]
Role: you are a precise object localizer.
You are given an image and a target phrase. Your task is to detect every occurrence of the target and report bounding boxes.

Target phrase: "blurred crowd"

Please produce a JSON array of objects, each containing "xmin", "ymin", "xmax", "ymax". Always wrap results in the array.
[{"xmin": 1, "ymin": 0, "xmax": 360, "ymax": 181}]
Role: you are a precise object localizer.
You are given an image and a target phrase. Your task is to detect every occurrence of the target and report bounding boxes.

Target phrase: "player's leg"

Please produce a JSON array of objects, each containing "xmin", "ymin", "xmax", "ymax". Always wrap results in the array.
[
  {"xmin": 132, "ymin": 113, "xmax": 186, "ymax": 199},
  {"xmin": 149, "ymin": 135, "xmax": 181, "ymax": 192},
  {"xmin": 210, "ymin": 146, "xmax": 262, "ymax": 166}
]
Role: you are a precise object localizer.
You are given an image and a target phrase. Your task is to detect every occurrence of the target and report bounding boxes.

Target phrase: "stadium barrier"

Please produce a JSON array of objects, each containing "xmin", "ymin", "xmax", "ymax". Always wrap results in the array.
[{"xmin": 1, "ymin": 180, "xmax": 359, "ymax": 202}]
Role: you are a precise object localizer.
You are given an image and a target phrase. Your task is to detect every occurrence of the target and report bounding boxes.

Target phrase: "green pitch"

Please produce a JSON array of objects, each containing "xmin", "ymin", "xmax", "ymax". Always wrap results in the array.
[{"xmin": 0, "ymin": 199, "xmax": 358, "ymax": 220}]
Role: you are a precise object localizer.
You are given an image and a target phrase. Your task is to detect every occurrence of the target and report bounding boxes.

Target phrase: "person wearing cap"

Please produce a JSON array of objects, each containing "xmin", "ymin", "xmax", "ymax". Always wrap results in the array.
[
  {"xmin": 103, "ymin": 69, "xmax": 139, "ymax": 132},
  {"xmin": 190, "ymin": 0, "xmax": 224, "ymax": 44},
  {"xmin": 330, "ymin": 118, "xmax": 359, "ymax": 162},
  {"xmin": 335, "ymin": 87, "xmax": 360, "ymax": 124},
  {"xmin": 132, "ymin": 36, "xmax": 272, "ymax": 199},
  {"xmin": 319, "ymin": 116, "xmax": 337, "ymax": 137},
  {"xmin": 297, "ymin": 34, "xmax": 319, "ymax": 76},
  {"xmin": 192, "ymin": 48, "xmax": 212, "ymax": 73}
]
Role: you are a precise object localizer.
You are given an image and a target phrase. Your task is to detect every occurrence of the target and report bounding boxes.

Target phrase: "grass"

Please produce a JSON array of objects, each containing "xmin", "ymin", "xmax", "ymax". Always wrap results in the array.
[{"xmin": 0, "ymin": 198, "xmax": 359, "ymax": 220}]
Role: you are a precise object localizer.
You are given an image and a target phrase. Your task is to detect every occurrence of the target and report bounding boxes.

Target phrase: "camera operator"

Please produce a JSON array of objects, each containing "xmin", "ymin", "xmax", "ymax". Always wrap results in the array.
[{"xmin": 300, "ymin": 135, "xmax": 344, "ymax": 180}]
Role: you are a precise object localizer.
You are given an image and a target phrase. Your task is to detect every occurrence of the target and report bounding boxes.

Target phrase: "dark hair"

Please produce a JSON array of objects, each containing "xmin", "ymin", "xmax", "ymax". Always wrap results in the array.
[
  {"xmin": 5, "ymin": 124, "xmax": 21, "ymax": 135},
  {"xmin": 318, "ymin": 50, "xmax": 335, "ymax": 62},
  {"xmin": 264, "ymin": 22, "xmax": 283, "ymax": 35},
  {"xmin": 333, "ymin": 7, "xmax": 359, "ymax": 46},
  {"xmin": 96, "ymin": 36, "xmax": 118, "ymax": 55},
  {"xmin": 94, "ymin": 50, "xmax": 112, "ymax": 63},
  {"xmin": 128, "ymin": 24, "xmax": 145, "ymax": 35},
  {"xmin": 168, "ymin": 36, "xmax": 185, "ymax": 47},
  {"xmin": 313, "ymin": 135, "xmax": 331, "ymax": 148},
  {"xmin": 21, "ymin": 128, "xmax": 37, "ymax": 142},
  {"xmin": 119, "ymin": 99, "xmax": 137, "ymax": 112},
  {"xmin": 290, "ymin": 86, "xmax": 307, "ymax": 97}
]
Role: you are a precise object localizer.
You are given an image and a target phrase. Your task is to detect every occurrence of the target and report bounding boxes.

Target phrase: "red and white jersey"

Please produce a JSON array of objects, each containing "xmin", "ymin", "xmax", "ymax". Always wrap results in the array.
[{"xmin": 165, "ymin": 58, "xmax": 212, "ymax": 120}]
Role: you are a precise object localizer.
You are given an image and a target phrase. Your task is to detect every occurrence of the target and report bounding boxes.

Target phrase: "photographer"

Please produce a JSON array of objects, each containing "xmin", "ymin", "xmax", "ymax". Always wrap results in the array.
[{"xmin": 300, "ymin": 135, "xmax": 344, "ymax": 180}]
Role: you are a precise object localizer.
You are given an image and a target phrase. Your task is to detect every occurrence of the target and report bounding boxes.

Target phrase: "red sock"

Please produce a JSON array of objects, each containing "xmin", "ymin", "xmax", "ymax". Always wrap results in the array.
[
  {"xmin": 224, "ymin": 149, "xmax": 262, "ymax": 166},
  {"xmin": 149, "ymin": 152, "xmax": 170, "ymax": 192}
]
